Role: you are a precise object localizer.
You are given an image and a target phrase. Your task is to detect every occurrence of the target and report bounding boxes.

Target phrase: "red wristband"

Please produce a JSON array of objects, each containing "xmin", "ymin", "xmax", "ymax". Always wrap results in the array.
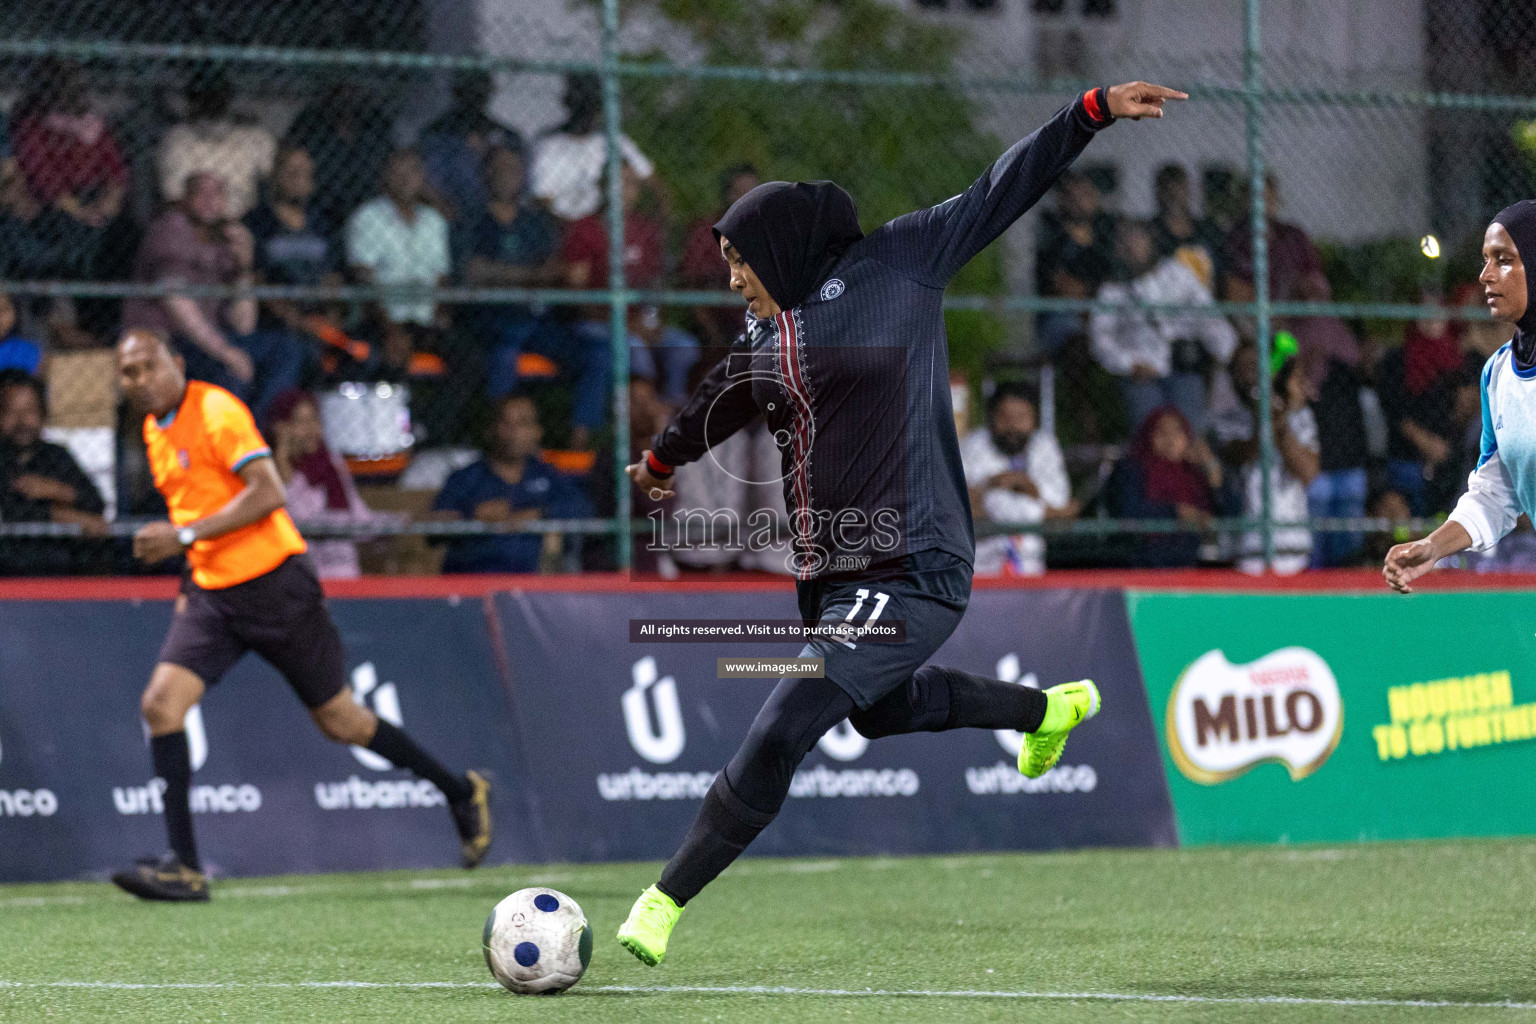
[
  {"xmin": 1082, "ymin": 86, "xmax": 1112, "ymax": 126},
  {"xmin": 645, "ymin": 451, "xmax": 674, "ymax": 478}
]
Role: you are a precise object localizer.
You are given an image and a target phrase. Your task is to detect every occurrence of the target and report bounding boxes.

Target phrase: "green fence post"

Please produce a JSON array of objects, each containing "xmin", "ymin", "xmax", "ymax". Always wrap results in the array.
[
  {"xmin": 602, "ymin": 0, "xmax": 632, "ymax": 570},
  {"xmin": 1245, "ymin": 0, "xmax": 1275, "ymax": 570}
]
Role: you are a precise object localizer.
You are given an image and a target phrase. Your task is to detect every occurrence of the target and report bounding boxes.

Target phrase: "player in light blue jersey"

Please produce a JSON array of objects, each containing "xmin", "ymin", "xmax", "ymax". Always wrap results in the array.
[{"xmin": 1385, "ymin": 200, "xmax": 1536, "ymax": 591}]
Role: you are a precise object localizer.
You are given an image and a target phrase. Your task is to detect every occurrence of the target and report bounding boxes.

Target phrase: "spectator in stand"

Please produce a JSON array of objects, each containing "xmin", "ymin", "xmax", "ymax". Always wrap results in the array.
[
  {"xmin": 585, "ymin": 375, "xmax": 678, "ymax": 574},
  {"xmin": 1107, "ymin": 405, "xmax": 1234, "ymax": 568},
  {"xmin": 650, "ymin": 359, "xmax": 794, "ymax": 577},
  {"xmin": 1236, "ymin": 356, "xmax": 1320, "ymax": 575},
  {"xmin": 960, "ymin": 382, "xmax": 1076, "ymax": 576},
  {"xmin": 266, "ymin": 389, "xmax": 400, "ymax": 580},
  {"xmin": 1035, "ymin": 169, "xmax": 1117, "ymax": 356},
  {"xmin": 1090, "ymin": 219, "xmax": 1236, "ymax": 435},
  {"xmin": 1150, "ymin": 163, "xmax": 1225, "ymax": 285},
  {"xmin": 1223, "ymin": 174, "xmax": 1323, "ymax": 307},
  {"xmin": 346, "ymin": 148, "xmax": 451, "ymax": 374},
  {"xmin": 244, "ymin": 145, "xmax": 351, "ymax": 371},
  {"xmin": 0, "ymin": 293, "xmax": 43, "ymax": 377},
  {"xmin": 679, "ymin": 164, "xmax": 761, "ymax": 350},
  {"xmin": 563, "ymin": 165, "xmax": 699, "ymax": 442},
  {"xmin": 158, "ymin": 72, "xmax": 276, "ymax": 220},
  {"xmin": 462, "ymin": 145, "xmax": 567, "ymax": 400},
  {"xmin": 285, "ymin": 80, "xmax": 396, "ymax": 235},
  {"xmin": 0, "ymin": 369, "xmax": 108, "ymax": 574},
  {"xmin": 1286, "ymin": 272, "xmax": 1364, "ymax": 389},
  {"xmin": 122, "ymin": 171, "xmax": 306, "ymax": 420},
  {"xmin": 1305, "ymin": 337, "xmax": 1371, "ymax": 567},
  {"xmin": 1209, "ymin": 339, "xmax": 1259, "ymax": 464},
  {"xmin": 1377, "ymin": 308, "xmax": 1469, "ymax": 516},
  {"xmin": 0, "ymin": 139, "xmax": 68, "ymax": 282},
  {"xmin": 432, "ymin": 394, "xmax": 592, "ymax": 574},
  {"xmin": 1230, "ymin": 267, "xmax": 1366, "ymax": 567},
  {"xmin": 420, "ymin": 70, "xmax": 527, "ymax": 230},
  {"xmin": 10, "ymin": 59, "xmax": 127, "ymax": 279},
  {"xmin": 531, "ymin": 72, "xmax": 667, "ymax": 223}
]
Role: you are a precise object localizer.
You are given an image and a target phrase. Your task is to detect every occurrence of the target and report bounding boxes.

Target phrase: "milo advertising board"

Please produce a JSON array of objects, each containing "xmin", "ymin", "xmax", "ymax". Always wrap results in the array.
[{"xmin": 1127, "ymin": 590, "xmax": 1536, "ymax": 845}]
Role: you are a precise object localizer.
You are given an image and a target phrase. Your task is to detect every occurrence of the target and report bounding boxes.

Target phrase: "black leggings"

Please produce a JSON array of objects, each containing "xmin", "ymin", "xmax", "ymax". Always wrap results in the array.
[{"xmin": 657, "ymin": 664, "xmax": 1045, "ymax": 905}]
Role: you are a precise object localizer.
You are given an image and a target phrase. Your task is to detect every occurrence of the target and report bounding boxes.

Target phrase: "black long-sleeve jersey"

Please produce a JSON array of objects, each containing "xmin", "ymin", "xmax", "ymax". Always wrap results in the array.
[{"xmin": 652, "ymin": 92, "xmax": 1114, "ymax": 579}]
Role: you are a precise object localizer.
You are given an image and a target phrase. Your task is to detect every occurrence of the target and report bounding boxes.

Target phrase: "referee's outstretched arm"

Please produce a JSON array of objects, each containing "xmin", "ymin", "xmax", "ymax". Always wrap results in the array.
[{"xmin": 866, "ymin": 81, "xmax": 1186, "ymax": 289}]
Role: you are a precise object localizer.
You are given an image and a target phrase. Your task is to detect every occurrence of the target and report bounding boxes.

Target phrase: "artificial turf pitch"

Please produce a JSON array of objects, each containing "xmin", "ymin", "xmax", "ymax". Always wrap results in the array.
[{"xmin": 3, "ymin": 839, "xmax": 1535, "ymax": 1023}]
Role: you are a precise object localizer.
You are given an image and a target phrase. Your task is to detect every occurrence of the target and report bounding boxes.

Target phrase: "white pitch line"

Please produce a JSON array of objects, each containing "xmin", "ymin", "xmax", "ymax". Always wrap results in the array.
[{"xmin": 2, "ymin": 980, "xmax": 1534, "ymax": 1010}]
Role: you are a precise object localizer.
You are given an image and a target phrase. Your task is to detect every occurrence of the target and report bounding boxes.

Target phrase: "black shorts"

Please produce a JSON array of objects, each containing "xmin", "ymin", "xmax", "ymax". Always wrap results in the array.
[
  {"xmin": 795, "ymin": 548, "xmax": 972, "ymax": 709},
  {"xmin": 157, "ymin": 554, "xmax": 348, "ymax": 709}
]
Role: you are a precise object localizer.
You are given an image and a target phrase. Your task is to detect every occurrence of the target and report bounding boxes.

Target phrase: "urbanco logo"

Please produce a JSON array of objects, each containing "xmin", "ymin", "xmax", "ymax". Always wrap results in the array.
[
  {"xmin": 817, "ymin": 718, "xmax": 868, "ymax": 761},
  {"xmin": 0, "ymin": 720, "xmax": 58, "ymax": 818},
  {"xmin": 140, "ymin": 703, "xmax": 208, "ymax": 770},
  {"xmin": 990, "ymin": 653, "xmax": 1040, "ymax": 757},
  {"xmin": 349, "ymin": 662, "xmax": 403, "ymax": 770},
  {"xmin": 1166, "ymin": 647, "xmax": 1343, "ymax": 785},
  {"xmin": 623, "ymin": 657, "xmax": 686, "ymax": 764}
]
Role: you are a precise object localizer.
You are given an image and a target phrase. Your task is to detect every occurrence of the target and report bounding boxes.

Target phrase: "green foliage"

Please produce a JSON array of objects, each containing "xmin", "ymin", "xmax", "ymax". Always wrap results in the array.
[
  {"xmin": 1318, "ymin": 236, "xmax": 1451, "ymax": 343},
  {"xmin": 613, "ymin": 0, "xmax": 1008, "ymax": 373}
]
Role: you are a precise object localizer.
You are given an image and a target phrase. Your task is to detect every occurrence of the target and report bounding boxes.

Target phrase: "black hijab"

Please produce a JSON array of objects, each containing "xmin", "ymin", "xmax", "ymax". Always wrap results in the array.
[
  {"xmin": 1492, "ymin": 199, "xmax": 1536, "ymax": 368},
  {"xmin": 713, "ymin": 181, "xmax": 864, "ymax": 312}
]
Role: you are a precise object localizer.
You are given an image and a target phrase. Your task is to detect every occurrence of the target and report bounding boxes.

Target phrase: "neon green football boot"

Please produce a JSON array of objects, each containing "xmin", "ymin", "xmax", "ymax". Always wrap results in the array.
[
  {"xmin": 617, "ymin": 884, "xmax": 684, "ymax": 966},
  {"xmin": 1019, "ymin": 679, "xmax": 1101, "ymax": 779}
]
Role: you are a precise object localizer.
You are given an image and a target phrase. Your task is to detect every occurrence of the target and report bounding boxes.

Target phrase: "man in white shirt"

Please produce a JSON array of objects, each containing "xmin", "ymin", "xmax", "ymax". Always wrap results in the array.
[
  {"xmin": 960, "ymin": 383, "xmax": 1076, "ymax": 576},
  {"xmin": 346, "ymin": 149, "xmax": 451, "ymax": 370},
  {"xmin": 1090, "ymin": 219, "xmax": 1237, "ymax": 435},
  {"xmin": 158, "ymin": 75, "xmax": 276, "ymax": 220},
  {"xmin": 530, "ymin": 72, "xmax": 665, "ymax": 222}
]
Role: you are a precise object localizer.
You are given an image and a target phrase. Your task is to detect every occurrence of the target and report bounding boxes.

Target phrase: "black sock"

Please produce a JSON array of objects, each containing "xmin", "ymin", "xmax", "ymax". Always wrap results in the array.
[
  {"xmin": 366, "ymin": 721, "xmax": 473, "ymax": 803},
  {"xmin": 936, "ymin": 666, "xmax": 1049, "ymax": 733},
  {"xmin": 151, "ymin": 732, "xmax": 200, "ymax": 872},
  {"xmin": 657, "ymin": 773, "xmax": 777, "ymax": 906}
]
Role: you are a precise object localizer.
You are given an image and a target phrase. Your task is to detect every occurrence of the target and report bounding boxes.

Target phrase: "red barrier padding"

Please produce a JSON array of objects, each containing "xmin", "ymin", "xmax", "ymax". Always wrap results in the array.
[{"xmin": 1, "ymin": 568, "xmax": 1534, "ymax": 601}]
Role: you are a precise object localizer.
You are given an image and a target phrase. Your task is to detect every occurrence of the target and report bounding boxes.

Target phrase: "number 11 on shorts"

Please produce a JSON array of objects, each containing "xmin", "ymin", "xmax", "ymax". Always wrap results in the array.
[{"xmin": 839, "ymin": 589, "xmax": 890, "ymax": 648}]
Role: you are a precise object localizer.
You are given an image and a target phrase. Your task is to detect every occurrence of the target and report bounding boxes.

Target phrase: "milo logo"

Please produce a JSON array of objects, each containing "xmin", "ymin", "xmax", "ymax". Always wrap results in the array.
[{"xmin": 1167, "ymin": 647, "xmax": 1343, "ymax": 785}]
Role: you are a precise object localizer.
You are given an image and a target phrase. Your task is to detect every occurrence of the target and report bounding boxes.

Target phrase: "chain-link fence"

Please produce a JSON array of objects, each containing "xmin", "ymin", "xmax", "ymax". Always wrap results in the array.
[{"xmin": 0, "ymin": 0, "xmax": 1531, "ymax": 578}]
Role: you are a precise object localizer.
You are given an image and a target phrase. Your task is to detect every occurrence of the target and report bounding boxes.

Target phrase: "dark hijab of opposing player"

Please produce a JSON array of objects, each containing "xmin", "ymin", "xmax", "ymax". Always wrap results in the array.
[
  {"xmin": 713, "ymin": 181, "xmax": 864, "ymax": 313},
  {"xmin": 1491, "ymin": 200, "xmax": 1536, "ymax": 369}
]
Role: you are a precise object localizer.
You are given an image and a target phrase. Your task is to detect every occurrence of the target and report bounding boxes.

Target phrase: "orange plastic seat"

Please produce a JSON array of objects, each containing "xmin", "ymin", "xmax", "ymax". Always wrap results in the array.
[
  {"xmin": 345, "ymin": 453, "xmax": 413, "ymax": 478},
  {"xmin": 517, "ymin": 352, "xmax": 559, "ymax": 379},
  {"xmin": 541, "ymin": 449, "xmax": 597, "ymax": 475},
  {"xmin": 408, "ymin": 352, "xmax": 448, "ymax": 377}
]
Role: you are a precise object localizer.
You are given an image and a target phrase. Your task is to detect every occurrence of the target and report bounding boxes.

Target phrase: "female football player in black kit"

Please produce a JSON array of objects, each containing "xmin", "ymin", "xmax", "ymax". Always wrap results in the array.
[{"xmin": 618, "ymin": 81, "xmax": 1185, "ymax": 965}]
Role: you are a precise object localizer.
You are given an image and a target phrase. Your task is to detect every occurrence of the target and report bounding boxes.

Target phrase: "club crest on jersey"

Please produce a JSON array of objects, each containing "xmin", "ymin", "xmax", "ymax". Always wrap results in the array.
[
  {"xmin": 820, "ymin": 278, "xmax": 845, "ymax": 301},
  {"xmin": 177, "ymin": 449, "xmax": 190, "ymax": 468}
]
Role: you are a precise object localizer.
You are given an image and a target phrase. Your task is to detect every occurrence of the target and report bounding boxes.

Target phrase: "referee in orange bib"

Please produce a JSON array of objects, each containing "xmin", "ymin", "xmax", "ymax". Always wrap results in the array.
[{"xmin": 111, "ymin": 330, "xmax": 491, "ymax": 901}]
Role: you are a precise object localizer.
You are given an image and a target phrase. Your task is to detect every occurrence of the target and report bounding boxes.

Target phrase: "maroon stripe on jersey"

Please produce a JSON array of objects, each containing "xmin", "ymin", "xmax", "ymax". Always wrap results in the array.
[{"xmin": 777, "ymin": 310, "xmax": 816, "ymax": 577}]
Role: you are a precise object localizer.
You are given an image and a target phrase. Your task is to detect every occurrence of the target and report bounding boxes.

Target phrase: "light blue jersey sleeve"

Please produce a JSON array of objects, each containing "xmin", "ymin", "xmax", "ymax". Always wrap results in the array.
[{"xmin": 1449, "ymin": 348, "xmax": 1522, "ymax": 552}]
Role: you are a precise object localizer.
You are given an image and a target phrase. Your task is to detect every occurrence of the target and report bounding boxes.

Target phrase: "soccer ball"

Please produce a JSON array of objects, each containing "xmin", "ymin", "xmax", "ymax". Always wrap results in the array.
[{"xmin": 483, "ymin": 887, "xmax": 593, "ymax": 995}]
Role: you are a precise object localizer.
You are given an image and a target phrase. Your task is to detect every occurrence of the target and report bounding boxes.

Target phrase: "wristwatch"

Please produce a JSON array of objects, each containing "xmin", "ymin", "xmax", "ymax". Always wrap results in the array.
[{"xmin": 177, "ymin": 526, "xmax": 197, "ymax": 548}]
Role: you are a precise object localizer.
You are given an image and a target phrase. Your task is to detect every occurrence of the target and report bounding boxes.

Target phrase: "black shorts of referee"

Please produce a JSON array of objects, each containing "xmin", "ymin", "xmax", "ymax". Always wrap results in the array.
[{"xmin": 157, "ymin": 553, "xmax": 346, "ymax": 707}]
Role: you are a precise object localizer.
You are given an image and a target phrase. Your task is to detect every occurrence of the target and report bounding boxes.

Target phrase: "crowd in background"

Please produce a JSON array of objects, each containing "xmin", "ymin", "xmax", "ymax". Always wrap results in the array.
[
  {"xmin": 991, "ymin": 162, "xmax": 1513, "ymax": 574},
  {"xmin": 0, "ymin": 60, "xmax": 1513, "ymax": 577}
]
